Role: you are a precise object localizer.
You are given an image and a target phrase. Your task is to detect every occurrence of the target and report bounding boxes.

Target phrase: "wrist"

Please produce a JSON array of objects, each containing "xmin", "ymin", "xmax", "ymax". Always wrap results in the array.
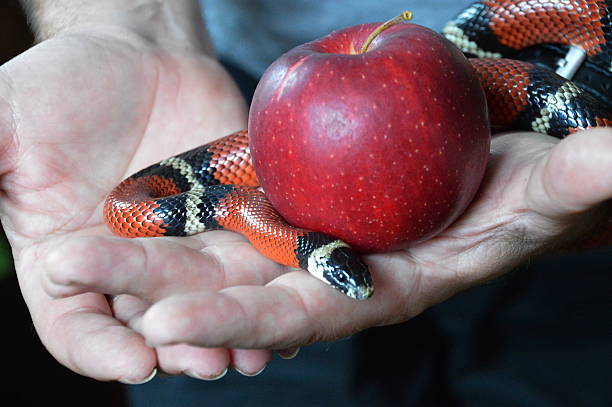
[{"xmin": 21, "ymin": 0, "xmax": 213, "ymax": 55}]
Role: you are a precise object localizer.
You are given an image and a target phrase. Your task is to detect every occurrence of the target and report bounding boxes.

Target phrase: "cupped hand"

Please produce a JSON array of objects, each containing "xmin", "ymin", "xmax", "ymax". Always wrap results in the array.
[
  {"xmin": 0, "ymin": 27, "xmax": 281, "ymax": 381},
  {"xmin": 128, "ymin": 128, "xmax": 611, "ymax": 351}
]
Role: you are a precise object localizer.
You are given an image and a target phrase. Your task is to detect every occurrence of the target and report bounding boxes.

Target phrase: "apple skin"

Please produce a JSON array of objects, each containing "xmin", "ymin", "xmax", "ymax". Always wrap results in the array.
[{"xmin": 248, "ymin": 22, "xmax": 490, "ymax": 253}]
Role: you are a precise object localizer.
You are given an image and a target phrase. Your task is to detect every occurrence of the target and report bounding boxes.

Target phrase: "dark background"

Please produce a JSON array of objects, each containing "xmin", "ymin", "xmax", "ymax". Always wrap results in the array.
[{"xmin": 0, "ymin": 1, "xmax": 127, "ymax": 405}]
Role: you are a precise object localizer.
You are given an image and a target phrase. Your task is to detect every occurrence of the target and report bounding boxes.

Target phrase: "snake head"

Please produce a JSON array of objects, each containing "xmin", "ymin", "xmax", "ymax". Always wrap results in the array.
[{"xmin": 305, "ymin": 241, "xmax": 374, "ymax": 300}]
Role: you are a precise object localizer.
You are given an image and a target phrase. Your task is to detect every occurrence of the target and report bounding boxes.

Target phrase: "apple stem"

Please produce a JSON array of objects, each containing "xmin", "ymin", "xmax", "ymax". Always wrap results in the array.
[{"xmin": 359, "ymin": 11, "xmax": 413, "ymax": 54}]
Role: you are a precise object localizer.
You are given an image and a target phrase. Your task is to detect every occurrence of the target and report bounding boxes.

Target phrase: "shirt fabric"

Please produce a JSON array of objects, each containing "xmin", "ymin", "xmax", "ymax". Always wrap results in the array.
[{"xmin": 200, "ymin": 0, "xmax": 471, "ymax": 78}]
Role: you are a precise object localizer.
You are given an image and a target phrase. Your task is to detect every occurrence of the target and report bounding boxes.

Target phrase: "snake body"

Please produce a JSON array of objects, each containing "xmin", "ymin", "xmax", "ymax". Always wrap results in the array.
[{"xmin": 104, "ymin": 0, "xmax": 611, "ymax": 300}]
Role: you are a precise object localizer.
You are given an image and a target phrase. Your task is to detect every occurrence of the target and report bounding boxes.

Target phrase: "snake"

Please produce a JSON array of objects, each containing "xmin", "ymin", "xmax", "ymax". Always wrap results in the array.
[{"xmin": 104, "ymin": 0, "xmax": 611, "ymax": 300}]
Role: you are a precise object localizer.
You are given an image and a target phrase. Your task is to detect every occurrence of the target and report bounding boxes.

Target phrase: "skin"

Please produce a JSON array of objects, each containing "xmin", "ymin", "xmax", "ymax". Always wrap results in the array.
[{"xmin": 3, "ymin": 0, "xmax": 612, "ymax": 382}]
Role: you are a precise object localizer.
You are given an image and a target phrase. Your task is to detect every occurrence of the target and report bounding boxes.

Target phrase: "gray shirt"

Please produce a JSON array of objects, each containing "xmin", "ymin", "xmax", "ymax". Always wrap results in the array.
[{"xmin": 200, "ymin": 0, "xmax": 472, "ymax": 77}]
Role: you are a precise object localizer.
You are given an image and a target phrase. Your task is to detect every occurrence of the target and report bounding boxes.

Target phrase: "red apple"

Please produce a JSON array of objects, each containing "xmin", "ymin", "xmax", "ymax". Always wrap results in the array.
[{"xmin": 248, "ymin": 19, "xmax": 490, "ymax": 253}]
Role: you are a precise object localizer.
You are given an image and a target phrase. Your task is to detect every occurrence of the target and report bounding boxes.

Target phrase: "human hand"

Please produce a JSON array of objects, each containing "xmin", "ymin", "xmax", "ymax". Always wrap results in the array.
[
  {"xmin": 0, "ymin": 24, "xmax": 288, "ymax": 381},
  {"xmin": 110, "ymin": 128, "xmax": 610, "ymax": 351}
]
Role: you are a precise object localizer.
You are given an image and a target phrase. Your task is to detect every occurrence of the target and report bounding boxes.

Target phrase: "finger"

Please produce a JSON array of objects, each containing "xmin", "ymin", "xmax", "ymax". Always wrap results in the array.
[
  {"xmin": 527, "ymin": 127, "xmax": 612, "ymax": 217},
  {"xmin": 39, "ymin": 293, "xmax": 157, "ymax": 383},
  {"xmin": 141, "ymin": 256, "xmax": 420, "ymax": 349},
  {"xmin": 109, "ymin": 294, "xmax": 271, "ymax": 377},
  {"xmin": 42, "ymin": 235, "xmax": 285, "ymax": 301},
  {"xmin": 155, "ymin": 344, "xmax": 230, "ymax": 380},
  {"xmin": 108, "ymin": 294, "xmax": 239, "ymax": 380},
  {"xmin": 109, "ymin": 294, "xmax": 149, "ymax": 325},
  {"xmin": 230, "ymin": 349, "xmax": 272, "ymax": 376},
  {"xmin": 277, "ymin": 347, "xmax": 301, "ymax": 360}
]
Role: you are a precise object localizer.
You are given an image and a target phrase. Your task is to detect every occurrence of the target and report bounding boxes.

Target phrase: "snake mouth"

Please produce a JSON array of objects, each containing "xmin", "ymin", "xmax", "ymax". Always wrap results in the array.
[
  {"xmin": 345, "ymin": 284, "xmax": 375, "ymax": 300},
  {"xmin": 306, "ymin": 244, "xmax": 374, "ymax": 300}
]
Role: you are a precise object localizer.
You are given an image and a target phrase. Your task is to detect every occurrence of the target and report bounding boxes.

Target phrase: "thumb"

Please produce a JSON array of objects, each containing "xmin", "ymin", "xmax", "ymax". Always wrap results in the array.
[{"xmin": 526, "ymin": 127, "xmax": 612, "ymax": 219}]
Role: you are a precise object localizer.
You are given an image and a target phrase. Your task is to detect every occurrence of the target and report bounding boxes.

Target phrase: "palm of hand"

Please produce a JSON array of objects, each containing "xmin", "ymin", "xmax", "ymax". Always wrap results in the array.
[{"xmin": 0, "ymin": 31, "xmax": 269, "ymax": 381}]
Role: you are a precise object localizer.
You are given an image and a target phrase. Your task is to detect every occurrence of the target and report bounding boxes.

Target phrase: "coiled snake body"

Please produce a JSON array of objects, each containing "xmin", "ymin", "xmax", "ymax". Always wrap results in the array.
[{"xmin": 104, "ymin": 0, "xmax": 611, "ymax": 300}]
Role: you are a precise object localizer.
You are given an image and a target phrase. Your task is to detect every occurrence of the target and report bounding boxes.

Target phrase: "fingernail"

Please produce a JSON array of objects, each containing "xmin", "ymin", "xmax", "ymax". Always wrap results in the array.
[
  {"xmin": 278, "ymin": 347, "xmax": 300, "ymax": 360},
  {"xmin": 235, "ymin": 365, "xmax": 266, "ymax": 377},
  {"xmin": 119, "ymin": 368, "xmax": 158, "ymax": 385},
  {"xmin": 185, "ymin": 367, "xmax": 228, "ymax": 381}
]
